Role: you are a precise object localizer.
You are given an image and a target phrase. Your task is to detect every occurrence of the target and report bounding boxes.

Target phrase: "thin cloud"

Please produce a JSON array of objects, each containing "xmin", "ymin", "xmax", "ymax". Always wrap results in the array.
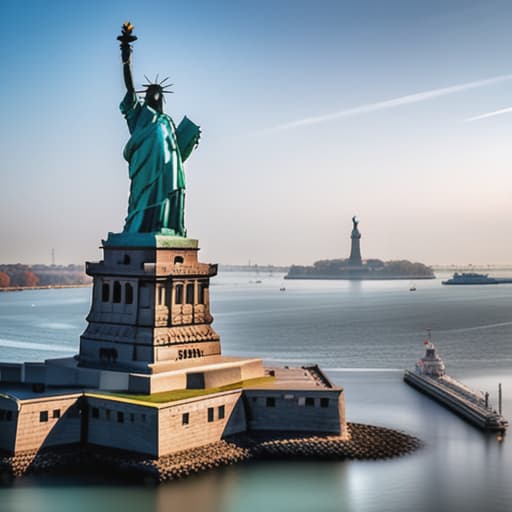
[
  {"xmin": 268, "ymin": 74, "xmax": 512, "ymax": 132},
  {"xmin": 464, "ymin": 106, "xmax": 512, "ymax": 122}
]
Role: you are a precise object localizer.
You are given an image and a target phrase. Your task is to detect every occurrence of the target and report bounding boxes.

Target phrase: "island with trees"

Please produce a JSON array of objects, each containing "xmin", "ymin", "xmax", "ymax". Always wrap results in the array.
[
  {"xmin": 286, "ymin": 217, "xmax": 434, "ymax": 280},
  {"xmin": 285, "ymin": 258, "xmax": 434, "ymax": 280}
]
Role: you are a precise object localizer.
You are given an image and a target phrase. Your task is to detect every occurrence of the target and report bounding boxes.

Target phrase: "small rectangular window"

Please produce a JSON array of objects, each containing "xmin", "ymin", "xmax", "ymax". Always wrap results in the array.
[
  {"xmin": 91, "ymin": 407, "xmax": 99, "ymax": 419},
  {"xmin": 207, "ymin": 407, "xmax": 214, "ymax": 422},
  {"xmin": 266, "ymin": 397, "xmax": 276, "ymax": 407},
  {"xmin": 218, "ymin": 405, "xmax": 225, "ymax": 420},
  {"xmin": 52, "ymin": 409, "xmax": 60, "ymax": 419},
  {"xmin": 320, "ymin": 398, "xmax": 329, "ymax": 408},
  {"xmin": 130, "ymin": 413, "xmax": 135, "ymax": 422},
  {"xmin": 175, "ymin": 284, "xmax": 183, "ymax": 305},
  {"xmin": 117, "ymin": 411, "xmax": 124, "ymax": 423},
  {"xmin": 105, "ymin": 409, "xmax": 111, "ymax": 420},
  {"xmin": 0, "ymin": 410, "xmax": 5, "ymax": 421},
  {"xmin": 40, "ymin": 411, "xmax": 48, "ymax": 422},
  {"xmin": 141, "ymin": 413, "xmax": 146, "ymax": 422},
  {"xmin": 186, "ymin": 283, "xmax": 195, "ymax": 305},
  {"xmin": 298, "ymin": 397, "xmax": 306, "ymax": 406},
  {"xmin": 305, "ymin": 397, "xmax": 315, "ymax": 407},
  {"xmin": 182, "ymin": 412, "xmax": 189, "ymax": 425}
]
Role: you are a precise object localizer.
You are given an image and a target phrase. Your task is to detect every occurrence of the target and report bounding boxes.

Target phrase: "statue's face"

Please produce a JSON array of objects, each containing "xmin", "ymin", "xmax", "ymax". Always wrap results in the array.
[{"xmin": 145, "ymin": 85, "xmax": 163, "ymax": 113}]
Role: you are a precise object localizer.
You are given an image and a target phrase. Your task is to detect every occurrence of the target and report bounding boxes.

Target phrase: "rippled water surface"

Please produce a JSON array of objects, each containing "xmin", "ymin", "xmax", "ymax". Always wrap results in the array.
[{"xmin": 1, "ymin": 272, "xmax": 511, "ymax": 512}]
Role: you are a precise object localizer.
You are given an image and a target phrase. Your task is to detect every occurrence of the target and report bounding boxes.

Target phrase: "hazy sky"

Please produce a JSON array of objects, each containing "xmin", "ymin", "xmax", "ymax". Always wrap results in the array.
[{"xmin": 1, "ymin": 0, "xmax": 512, "ymax": 266}]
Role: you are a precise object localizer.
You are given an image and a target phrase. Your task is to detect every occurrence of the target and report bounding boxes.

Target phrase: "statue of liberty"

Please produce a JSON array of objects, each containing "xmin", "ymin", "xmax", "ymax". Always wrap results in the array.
[{"xmin": 117, "ymin": 23, "xmax": 200, "ymax": 236}]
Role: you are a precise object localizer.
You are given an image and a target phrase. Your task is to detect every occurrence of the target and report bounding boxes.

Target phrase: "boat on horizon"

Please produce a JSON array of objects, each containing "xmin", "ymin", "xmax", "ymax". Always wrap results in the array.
[{"xmin": 442, "ymin": 272, "xmax": 512, "ymax": 285}]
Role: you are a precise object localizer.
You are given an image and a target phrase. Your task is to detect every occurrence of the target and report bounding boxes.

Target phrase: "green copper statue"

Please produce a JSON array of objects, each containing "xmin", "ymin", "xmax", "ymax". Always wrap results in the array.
[{"xmin": 117, "ymin": 22, "xmax": 200, "ymax": 236}]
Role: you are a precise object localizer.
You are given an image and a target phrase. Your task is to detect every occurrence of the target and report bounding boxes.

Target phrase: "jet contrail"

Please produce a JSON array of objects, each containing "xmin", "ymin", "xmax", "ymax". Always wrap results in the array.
[
  {"xmin": 268, "ymin": 73, "xmax": 512, "ymax": 132},
  {"xmin": 464, "ymin": 106, "xmax": 512, "ymax": 122}
]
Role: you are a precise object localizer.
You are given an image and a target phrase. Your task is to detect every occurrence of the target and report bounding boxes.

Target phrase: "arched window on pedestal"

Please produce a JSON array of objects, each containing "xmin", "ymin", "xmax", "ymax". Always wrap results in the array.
[
  {"xmin": 125, "ymin": 283, "xmax": 133, "ymax": 304},
  {"xmin": 113, "ymin": 281, "xmax": 122, "ymax": 303},
  {"xmin": 102, "ymin": 282, "xmax": 110, "ymax": 302}
]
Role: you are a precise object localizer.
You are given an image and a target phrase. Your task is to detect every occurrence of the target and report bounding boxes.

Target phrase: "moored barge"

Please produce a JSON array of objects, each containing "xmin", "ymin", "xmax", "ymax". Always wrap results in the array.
[{"xmin": 404, "ymin": 340, "xmax": 508, "ymax": 432}]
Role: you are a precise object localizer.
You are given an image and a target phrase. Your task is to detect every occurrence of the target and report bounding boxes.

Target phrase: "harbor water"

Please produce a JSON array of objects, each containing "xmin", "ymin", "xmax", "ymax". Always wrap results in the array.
[{"xmin": 0, "ymin": 272, "xmax": 511, "ymax": 512}]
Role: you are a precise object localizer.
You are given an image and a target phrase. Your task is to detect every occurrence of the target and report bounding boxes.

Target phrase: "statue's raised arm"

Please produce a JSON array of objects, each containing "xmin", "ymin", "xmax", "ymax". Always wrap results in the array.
[
  {"xmin": 116, "ymin": 22, "xmax": 201, "ymax": 238},
  {"xmin": 117, "ymin": 22, "xmax": 137, "ymax": 93}
]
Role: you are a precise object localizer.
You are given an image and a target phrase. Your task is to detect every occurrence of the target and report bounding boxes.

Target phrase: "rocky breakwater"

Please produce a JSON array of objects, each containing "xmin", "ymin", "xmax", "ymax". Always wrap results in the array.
[
  {"xmin": 245, "ymin": 423, "xmax": 423, "ymax": 461},
  {"xmin": 0, "ymin": 423, "xmax": 423, "ymax": 484}
]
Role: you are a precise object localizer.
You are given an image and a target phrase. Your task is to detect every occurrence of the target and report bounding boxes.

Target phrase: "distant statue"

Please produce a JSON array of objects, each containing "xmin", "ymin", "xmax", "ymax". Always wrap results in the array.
[
  {"xmin": 117, "ymin": 22, "xmax": 200, "ymax": 236},
  {"xmin": 349, "ymin": 215, "xmax": 362, "ymax": 264}
]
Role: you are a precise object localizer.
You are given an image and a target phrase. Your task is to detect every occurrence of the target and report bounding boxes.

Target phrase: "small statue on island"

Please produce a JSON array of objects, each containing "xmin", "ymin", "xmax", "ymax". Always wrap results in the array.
[{"xmin": 117, "ymin": 22, "xmax": 200, "ymax": 236}]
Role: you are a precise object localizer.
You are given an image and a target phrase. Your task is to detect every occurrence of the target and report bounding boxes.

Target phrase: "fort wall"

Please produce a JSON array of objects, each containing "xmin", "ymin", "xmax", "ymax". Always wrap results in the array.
[
  {"xmin": 157, "ymin": 390, "xmax": 244, "ymax": 456},
  {"xmin": 244, "ymin": 389, "xmax": 344, "ymax": 434},
  {"xmin": 12, "ymin": 394, "xmax": 82, "ymax": 454},
  {"xmin": 0, "ymin": 396, "xmax": 18, "ymax": 453},
  {"xmin": 86, "ymin": 395, "xmax": 159, "ymax": 456}
]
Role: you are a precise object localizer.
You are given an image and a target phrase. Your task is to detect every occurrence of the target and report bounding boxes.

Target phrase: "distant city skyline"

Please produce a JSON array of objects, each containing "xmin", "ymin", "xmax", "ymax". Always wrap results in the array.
[{"xmin": 1, "ymin": 1, "xmax": 512, "ymax": 266}]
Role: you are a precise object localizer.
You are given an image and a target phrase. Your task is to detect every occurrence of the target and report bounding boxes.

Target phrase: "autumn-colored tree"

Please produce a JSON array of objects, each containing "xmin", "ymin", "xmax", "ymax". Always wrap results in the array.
[
  {"xmin": 0, "ymin": 271, "xmax": 10, "ymax": 287},
  {"xmin": 10, "ymin": 270, "xmax": 40, "ymax": 287},
  {"xmin": 21, "ymin": 271, "xmax": 39, "ymax": 287}
]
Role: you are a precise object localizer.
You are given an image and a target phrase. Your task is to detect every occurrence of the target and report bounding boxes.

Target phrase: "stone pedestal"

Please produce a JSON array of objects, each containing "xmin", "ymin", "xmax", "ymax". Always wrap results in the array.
[{"xmin": 79, "ymin": 233, "xmax": 221, "ymax": 374}]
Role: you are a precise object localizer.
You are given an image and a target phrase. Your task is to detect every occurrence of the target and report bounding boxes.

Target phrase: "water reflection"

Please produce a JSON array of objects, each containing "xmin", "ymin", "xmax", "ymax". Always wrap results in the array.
[{"xmin": 1, "ymin": 278, "xmax": 512, "ymax": 511}]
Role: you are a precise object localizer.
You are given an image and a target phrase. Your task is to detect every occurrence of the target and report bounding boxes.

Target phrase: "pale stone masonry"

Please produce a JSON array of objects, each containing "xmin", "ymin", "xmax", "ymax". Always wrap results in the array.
[
  {"xmin": 0, "ymin": 368, "xmax": 344, "ymax": 457},
  {"xmin": 0, "ymin": 234, "xmax": 346, "ymax": 461}
]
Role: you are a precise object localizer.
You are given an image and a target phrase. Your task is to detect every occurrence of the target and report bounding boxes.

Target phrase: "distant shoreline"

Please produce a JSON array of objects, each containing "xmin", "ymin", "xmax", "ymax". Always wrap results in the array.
[
  {"xmin": 0, "ymin": 284, "xmax": 92, "ymax": 293},
  {"xmin": 284, "ymin": 275, "xmax": 436, "ymax": 281}
]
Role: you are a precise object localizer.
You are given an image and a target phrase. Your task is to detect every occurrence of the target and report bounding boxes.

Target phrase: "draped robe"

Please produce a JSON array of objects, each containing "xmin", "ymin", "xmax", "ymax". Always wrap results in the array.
[{"xmin": 120, "ymin": 91, "xmax": 200, "ymax": 235}]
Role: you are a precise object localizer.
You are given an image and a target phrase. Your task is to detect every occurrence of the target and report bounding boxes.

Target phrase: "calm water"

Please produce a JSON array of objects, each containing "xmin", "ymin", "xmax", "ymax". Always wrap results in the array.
[{"xmin": 1, "ymin": 272, "xmax": 511, "ymax": 512}]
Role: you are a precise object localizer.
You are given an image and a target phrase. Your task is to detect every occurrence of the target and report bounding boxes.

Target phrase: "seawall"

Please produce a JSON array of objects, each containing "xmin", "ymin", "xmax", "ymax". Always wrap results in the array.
[
  {"xmin": 404, "ymin": 371, "xmax": 507, "ymax": 431},
  {"xmin": 0, "ymin": 423, "xmax": 423, "ymax": 484}
]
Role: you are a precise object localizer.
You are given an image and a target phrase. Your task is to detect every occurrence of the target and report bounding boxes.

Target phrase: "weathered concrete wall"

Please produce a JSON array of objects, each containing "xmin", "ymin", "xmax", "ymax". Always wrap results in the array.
[
  {"xmin": 244, "ymin": 389, "xmax": 344, "ymax": 434},
  {"xmin": 239, "ymin": 360, "xmax": 265, "ymax": 381},
  {"xmin": 131, "ymin": 371, "xmax": 187, "ymax": 395},
  {"xmin": 24, "ymin": 363, "xmax": 46, "ymax": 384},
  {"xmin": 157, "ymin": 390, "xmax": 244, "ymax": 456},
  {"xmin": 222, "ymin": 395, "xmax": 248, "ymax": 437},
  {"xmin": 0, "ymin": 396, "xmax": 19, "ymax": 453},
  {"xmin": 86, "ymin": 396, "xmax": 158, "ymax": 457},
  {"xmin": 13, "ymin": 394, "xmax": 82, "ymax": 454},
  {"xmin": 45, "ymin": 364, "xmax": 78, "ymax": 387},
  {"xmin": 202, "ymin": 366, "xmax": 241, "ymax": 389},
  {"xmin": 98, "ymin": 371, "xmax": 130, "ymax": 391},
  {"xmin": 337, "ymin": 391, "xmax": 347, "ymax": 433},
  {"xmin": 0, "ymin": 363, "xmax": 23, "ymax": 384}
]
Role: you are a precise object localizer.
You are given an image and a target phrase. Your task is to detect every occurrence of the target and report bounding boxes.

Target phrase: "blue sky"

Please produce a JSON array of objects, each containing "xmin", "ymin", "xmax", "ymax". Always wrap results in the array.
[{"xmin": 1, "ymin": 1, "xmax": 512, "ymax": 265}]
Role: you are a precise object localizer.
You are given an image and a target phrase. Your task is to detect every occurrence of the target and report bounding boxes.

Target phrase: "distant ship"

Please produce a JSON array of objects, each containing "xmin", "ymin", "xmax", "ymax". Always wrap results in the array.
[
  {"xmin": 442, "ymin": 272, "xmax": 512, "ymax": 285},
  {"xmin": 404, "ymin": 339, "xmax": 508, "ymax": 432}
]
